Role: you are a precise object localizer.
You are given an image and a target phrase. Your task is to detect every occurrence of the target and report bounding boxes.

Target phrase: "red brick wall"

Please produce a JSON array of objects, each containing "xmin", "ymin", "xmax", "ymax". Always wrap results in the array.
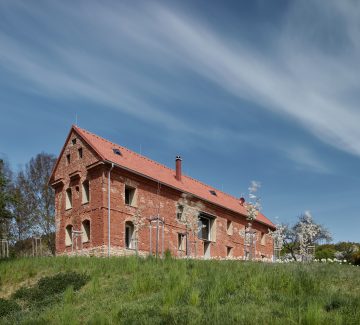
[{"xmin": 54, "ymin": 131, "xmax": 274, "ymax": 259}]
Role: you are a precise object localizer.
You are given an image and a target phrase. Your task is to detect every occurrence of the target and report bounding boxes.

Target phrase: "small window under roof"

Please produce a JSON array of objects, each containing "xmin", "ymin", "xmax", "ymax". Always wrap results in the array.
[
  {"xmin": 209, "ymin": 190, "xmax": 217, "ymax": 196},
  {"xmin": 113, "ymin": 148, "xmax": 122, "ymax": 156}
]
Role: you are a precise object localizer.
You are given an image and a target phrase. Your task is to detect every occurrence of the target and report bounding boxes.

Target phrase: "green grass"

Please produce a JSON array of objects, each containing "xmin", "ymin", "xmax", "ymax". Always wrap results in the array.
[{"xmin": 0, "ymin": 256, "xmax": 359, "ymax": 324}]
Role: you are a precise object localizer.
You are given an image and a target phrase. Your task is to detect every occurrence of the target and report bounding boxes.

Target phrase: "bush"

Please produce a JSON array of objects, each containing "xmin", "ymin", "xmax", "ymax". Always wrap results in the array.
[
  {"xmin": 0, "ymin": 298, "xmax": 20, "ymax": 317},
  {"xmin": 12, "ymin": 271, "xmax": 90, "ymax": 306}
]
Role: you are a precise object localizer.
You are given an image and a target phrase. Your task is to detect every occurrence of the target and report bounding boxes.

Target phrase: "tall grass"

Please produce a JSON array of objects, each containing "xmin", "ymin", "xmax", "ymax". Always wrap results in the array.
[{"xmin": 0, "ymin": 257, "xmax": 359, "ymax": 324}]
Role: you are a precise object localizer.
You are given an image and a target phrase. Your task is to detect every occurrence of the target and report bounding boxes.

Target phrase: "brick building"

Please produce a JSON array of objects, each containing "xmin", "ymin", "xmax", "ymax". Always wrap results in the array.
[{"xmin": 50, "ymin": 126, "xmax": 275, "ymax": 259}]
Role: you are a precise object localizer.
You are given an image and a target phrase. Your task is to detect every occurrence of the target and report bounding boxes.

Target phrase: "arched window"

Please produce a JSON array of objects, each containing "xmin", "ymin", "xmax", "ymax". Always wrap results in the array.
[
  {"xmin": 82, "ymin": 220, "xmax": 90, "ymax": 243},
  {"xmin": 65, "ymin": 225, "xmax": 73, "ymax": 246},
  {"xmin": 125, "ymin": 221, "xmax": 135, "ymax": 249}
]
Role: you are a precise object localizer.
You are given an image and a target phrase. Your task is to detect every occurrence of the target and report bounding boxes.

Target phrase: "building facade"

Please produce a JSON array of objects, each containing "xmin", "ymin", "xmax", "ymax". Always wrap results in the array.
[{"xmin": 50, "ymin": 126, "xmax": 275, "ymax": 259}]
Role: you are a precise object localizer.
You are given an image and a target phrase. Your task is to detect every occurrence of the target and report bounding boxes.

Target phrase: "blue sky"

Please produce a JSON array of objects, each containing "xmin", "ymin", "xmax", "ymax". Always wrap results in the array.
[{"xmin": 1, "ymin": 0, "xmax": 359, "ymax": 242}]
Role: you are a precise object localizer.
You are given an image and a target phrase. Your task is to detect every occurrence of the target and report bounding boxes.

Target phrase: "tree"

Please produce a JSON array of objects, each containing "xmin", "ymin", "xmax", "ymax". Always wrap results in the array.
[
  {"xmin": 0, "ymin": 158, "xmax": 13, "ymax": 239},
  {"xmin": 9, "ymin": 171, "xmax": 34, "ymax": 242},
  {"xmin": 240, "ymin": 181, "xmax": 261, "ymax": 260},
  {"xmin": 17, "ymin": 153, "xmax": 57, "ymax": 254},
  {"xmin": 314, "ymin": 244, "xmax": 336, "ymax": 260},
  {"xmin": 270, "ymin": 212, "xmax": 332, "ymax": 261},
  {"xmin": 334, "ymin": 242, "xmax": 359, "ymax": 261}
]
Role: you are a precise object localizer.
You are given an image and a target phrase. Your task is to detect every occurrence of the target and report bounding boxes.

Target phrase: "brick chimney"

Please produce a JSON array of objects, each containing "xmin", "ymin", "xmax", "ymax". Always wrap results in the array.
[{"xmin": 175, "ymin": 156, "xmax": 182, "ymax": 181}]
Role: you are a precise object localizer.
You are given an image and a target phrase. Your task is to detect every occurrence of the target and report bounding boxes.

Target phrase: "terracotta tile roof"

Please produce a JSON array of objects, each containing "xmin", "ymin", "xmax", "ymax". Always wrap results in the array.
[{"xmin": 74, "ymin": 125, "xmax": 275, "ymax": 228}]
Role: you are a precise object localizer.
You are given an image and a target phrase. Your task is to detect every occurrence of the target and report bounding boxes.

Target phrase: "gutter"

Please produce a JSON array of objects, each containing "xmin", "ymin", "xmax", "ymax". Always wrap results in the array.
[
  {"xmin": 108, "ymin": 163, "xmax": 114, "ymax": 257},
  {"xmin": 104, "ymin": 160, "xmax": 275, "ymax": 230}
]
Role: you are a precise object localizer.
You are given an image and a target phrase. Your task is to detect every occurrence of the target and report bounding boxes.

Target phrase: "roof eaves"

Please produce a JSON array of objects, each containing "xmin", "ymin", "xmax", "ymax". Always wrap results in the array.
[{"xmin": 104, "ymin": 159, "xmax": 274, "ymax": 228}]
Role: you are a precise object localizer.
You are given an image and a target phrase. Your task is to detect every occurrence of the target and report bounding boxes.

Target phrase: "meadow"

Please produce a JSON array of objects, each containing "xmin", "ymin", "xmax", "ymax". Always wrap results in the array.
[{"xmin": 0, "ymin": 256, "xmax": 359, "ymax": 324}]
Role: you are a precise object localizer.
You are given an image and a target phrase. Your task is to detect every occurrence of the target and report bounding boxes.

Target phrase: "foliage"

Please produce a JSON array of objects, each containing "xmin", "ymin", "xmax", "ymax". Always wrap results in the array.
[
  {"xmin": 245, "ymin": 180, "xmax": 261, "ymax": 222},
  {"xmin": 0, "ymin": 257, "xmax": 359, "ymax": 324},
  {"xmin": 15, "ymin": 153, "xmax": 57, "ymax": 254},
  {"xmin": 315, "ymin": 244, "xmax": 337, "ymax": 260},
  {"xmin": 295, "ymin": 212, "xmax": 332, "ymax": 260},
  {"xmin": 2, "ymin": 153, "xmax": 56, "ymax": 256},
  {"xmin": 239, "ymin": 181, "xmax": 261, "ymax": 260},
  {"xmin": 0, "ymin": 298, "xmax": 20, "ymax": 318},
  {"xmin": 315, "ymin": 242, "xmax": 360, "ymax": 265},
  {"xmin": 269, "ymin": 212, "xmax": 332, "ymax": 261}
]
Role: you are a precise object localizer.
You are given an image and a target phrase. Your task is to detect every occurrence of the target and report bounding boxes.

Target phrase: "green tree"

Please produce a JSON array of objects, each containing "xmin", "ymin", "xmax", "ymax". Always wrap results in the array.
[{"xmin": 315, "ymin": 244, "xmax": 336, "ymax": 260}]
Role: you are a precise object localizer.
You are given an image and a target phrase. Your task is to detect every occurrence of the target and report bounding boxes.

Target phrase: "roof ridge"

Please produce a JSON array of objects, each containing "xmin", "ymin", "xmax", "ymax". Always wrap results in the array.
[
  {"xmin": 76, "ymin": 126, "xmax": 181, "ymax": 174},
  {"xmin": 77, "ymin": 126, "xmax": 242, "ymax": 202}
]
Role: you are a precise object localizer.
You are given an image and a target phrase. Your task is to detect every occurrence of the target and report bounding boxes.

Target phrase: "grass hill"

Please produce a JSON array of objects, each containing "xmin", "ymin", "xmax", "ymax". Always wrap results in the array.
[{"xmin": 0, "ymin": 256, "xmax": 359, "ymax": 324}]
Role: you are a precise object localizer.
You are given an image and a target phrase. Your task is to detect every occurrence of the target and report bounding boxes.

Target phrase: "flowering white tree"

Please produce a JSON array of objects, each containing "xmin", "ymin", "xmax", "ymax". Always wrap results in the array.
[
  {"xmin": 269, "ymin": 212, "xmax": 332, "ymax": 262},
  {"xmin": 177, "ymin": 193, "xmax": 204, "ymax": 257},
  {"xmin": 239, "ymin": 181, "xmax": 261, "ymax": 260}
]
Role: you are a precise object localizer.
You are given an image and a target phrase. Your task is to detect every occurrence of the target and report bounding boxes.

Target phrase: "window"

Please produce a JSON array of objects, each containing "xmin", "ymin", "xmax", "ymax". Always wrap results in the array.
[
  {"xmin": 261, "ymin": 232, "xmax": 266, "ymax": 246},
  {"xmin": 198, "ymin": 215, "xmax": 211, "ymax": 240},
  {"xmin": 209, "ymin": 190, "xmax": 217, "ymax": 196},
  {"xmin": 65, "ymin": 225, "xmax": 73, "ymax": 246},
  {"xmin": 65, "ymin": 188, "xmax": 72, "ymax": 210},
  {"xmin": 66, "ymin": 154, "xmax": 70, "ymax": 165},
  {"xmin": 227, "ymin": 246, "xmax": 233, "ymax": 257},
  {"xmin": 226, "ymin": 220, "xmax": 233, "ymax": 235},
  {"xmin": 78, "ymin": 148, "xmax": 83, "ymax": 159},
  {"xmin": 81, "ymin": 220, "xmax": 90, "ymax": 243},
  {"xmin": 72, "ymin": 138, "xmax": 77, "ymax": 145},
  {"xmin": 178, "ymin": 233, "xmax": 187, "ymax": 252},
  {"xmin": 82, "ymin": 180, "xmax": 90, "ymax": 204},
  {"xmin": 176, "ymin": 204, "xmax": 184, "ymax": 221},
  {"xmin": 125, "ymin": 185, "xmax": 136, "ymax": 206},
  {"xmin": 113, "ymin": 148, "xmax": 122, "ymax": 156},
  {"xmin": 125, "ymin": 221, "xmax": 135, "ymax": 249}
]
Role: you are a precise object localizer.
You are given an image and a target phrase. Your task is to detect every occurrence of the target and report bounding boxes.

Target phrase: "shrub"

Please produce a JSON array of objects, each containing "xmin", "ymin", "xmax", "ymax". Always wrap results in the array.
[
  {"xmin": 12, "ymin": 271, "xmax": 90, "ymax": 306},
  {"xmin": 0, "ymin": 298, "xmax": 20, "ymax": 317}
]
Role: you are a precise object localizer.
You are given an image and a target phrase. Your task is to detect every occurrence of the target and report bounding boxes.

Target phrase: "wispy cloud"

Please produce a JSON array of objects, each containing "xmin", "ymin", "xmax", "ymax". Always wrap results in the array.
[
  {"xmin": 1, "ymin": 0, "xmax": 360, "ymax": 157},
  {"xmin": 282, "ymin": 146, "xmax": 331, "ymax": 174}
]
